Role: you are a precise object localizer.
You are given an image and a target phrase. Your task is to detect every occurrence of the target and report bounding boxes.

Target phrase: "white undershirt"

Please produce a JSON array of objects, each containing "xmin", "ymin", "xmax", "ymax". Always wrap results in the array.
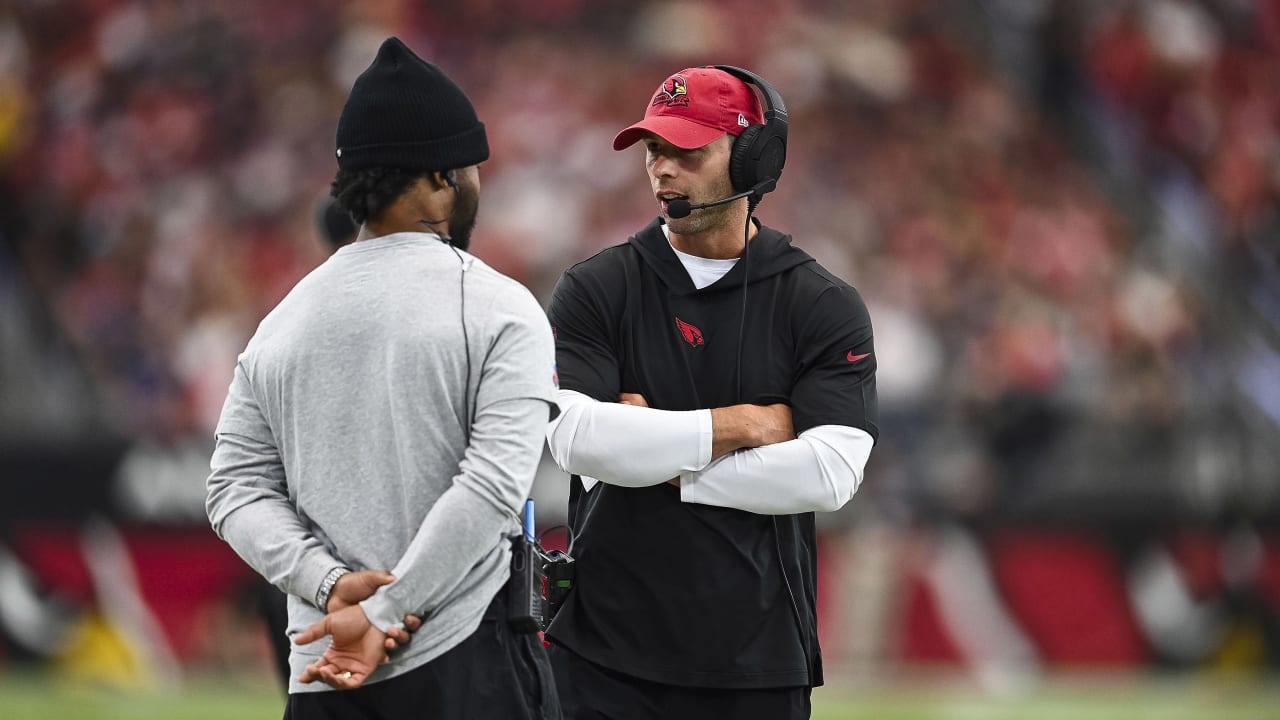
[
  {"xmin": 666, "ymin": 230, "xmax": 739, "ymax": 289},
  {"xmin": 544, "ymin": 232, "xmax": 875, "ymax": 515}
]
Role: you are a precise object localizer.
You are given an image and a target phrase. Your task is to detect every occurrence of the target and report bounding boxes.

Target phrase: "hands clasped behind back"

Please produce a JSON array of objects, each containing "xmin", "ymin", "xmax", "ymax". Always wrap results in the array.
[
  {"xmin": 295, "ymin": 569, "xmax": 424, "ymax": 690},
  {"xmin": 326, "ymin": 570, "xmax": 423, "ymax": 646}
]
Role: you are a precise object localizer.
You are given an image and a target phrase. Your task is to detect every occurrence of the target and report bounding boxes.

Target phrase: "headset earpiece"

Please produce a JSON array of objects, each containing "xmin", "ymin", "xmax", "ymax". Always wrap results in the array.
[
  {"xmin": 727, "ymin": 125, "xmax": 762, "ymax": 193},
  {"xmin": 714, "ymin": 65, "xmax": 788, "ymax": 196},
  {"xmin": 735, "ymin": 124, "xmax": 786, "ymax": 193}
]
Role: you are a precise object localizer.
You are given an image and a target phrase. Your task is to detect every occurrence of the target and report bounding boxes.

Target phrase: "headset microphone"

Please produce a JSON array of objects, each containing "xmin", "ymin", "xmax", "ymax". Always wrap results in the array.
[{"xmin": 666, "ymin": 179, "xmax": 777, "ymax": 219}]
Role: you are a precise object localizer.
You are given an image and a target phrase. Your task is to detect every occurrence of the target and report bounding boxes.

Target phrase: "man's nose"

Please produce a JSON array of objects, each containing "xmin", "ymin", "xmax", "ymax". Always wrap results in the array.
[{"xmin": 651, "ymin": 153, "xmax": 677, "ymax": 178}]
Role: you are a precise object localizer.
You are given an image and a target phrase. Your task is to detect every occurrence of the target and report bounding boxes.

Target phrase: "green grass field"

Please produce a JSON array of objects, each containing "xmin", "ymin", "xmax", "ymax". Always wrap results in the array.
[{"xmin": 2, "ymin": 671, "xmax": 1278, "ymax": 719}]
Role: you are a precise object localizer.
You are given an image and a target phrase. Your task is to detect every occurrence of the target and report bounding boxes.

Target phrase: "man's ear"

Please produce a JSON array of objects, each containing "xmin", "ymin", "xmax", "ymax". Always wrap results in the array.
[{"xmin": 430, "ymin": 170, "xmax": 458, "ymax": 190}]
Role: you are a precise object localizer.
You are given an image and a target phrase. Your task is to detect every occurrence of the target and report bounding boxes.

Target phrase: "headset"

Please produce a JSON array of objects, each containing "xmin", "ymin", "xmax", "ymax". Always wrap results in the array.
[
  {"xmin": 666, "ymin": 66, "xmax": 788, "ymax": 217},
  {"xmin": 715, "ymin": 65, "xmax": 789, "ymax": 199}
]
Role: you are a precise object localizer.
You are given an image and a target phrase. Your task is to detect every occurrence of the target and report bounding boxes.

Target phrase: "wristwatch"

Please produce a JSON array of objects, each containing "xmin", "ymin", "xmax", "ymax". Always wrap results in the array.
[{"xmin": 315, "ymin": 566, "xmax": 352, "ymax": 611}]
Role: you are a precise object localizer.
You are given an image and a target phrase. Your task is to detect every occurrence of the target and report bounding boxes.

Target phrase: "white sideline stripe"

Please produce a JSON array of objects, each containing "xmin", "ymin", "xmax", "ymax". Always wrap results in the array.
[{"xmin": 82, "ymin": 516, "xmax": 183, "ymax": 688}]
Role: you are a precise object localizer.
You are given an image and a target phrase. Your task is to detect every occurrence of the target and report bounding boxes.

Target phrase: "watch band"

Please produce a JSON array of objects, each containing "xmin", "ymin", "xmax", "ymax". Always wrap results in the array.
[{"xmin": 315, "ymin": 566, "xmax": 352, "ymax": 611}]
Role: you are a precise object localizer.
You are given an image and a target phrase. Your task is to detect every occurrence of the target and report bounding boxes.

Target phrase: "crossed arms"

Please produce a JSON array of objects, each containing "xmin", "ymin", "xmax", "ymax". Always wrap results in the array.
[{"xmin": 546, "ymin": 389, "xmax": 873, "ymax": 514}]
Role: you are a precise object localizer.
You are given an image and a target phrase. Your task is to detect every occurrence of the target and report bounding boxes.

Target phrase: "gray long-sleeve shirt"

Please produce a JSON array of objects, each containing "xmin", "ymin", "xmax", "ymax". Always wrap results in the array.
[{"xmin": 206, "ymin": 232, "xmax": 557, "ymax": 693}]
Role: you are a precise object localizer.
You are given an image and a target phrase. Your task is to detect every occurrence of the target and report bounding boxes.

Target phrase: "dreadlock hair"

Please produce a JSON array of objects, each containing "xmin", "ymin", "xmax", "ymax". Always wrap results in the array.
[{"xmin": 330, "ymin": 166, "xmax": 433, "ymax": 225}]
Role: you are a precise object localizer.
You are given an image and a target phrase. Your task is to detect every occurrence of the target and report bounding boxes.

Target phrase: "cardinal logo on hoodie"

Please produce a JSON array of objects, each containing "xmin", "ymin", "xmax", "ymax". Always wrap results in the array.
[{"xmin": 674, "ymin": 317, "xmax": 704, "ymax": 348}]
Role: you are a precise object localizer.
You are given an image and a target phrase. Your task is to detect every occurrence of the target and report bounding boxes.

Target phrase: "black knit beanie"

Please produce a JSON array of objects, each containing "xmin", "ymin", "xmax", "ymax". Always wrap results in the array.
[{"xmin": 335, "ymin": 37, "xmax": 489, "ymax": 172}]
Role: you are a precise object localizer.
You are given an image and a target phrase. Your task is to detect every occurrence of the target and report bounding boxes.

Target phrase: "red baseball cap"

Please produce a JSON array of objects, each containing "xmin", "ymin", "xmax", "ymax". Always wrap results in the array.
[{"xmin": 613, "ymin": 67, "xmax": 764, "ymax": 151}]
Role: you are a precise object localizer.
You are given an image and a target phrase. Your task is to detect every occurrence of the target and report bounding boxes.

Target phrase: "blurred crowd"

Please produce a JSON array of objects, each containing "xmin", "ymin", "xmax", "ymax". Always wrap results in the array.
[{"xmin": 1, "ymin": 0, "xmax": 1278, "ymax": 528}]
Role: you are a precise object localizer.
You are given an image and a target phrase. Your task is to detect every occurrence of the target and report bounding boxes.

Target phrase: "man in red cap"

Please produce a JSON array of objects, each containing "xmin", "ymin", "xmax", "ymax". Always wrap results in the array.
[{"xmin": 543, "ymin": 66, "xmax": 878, "ymax": 719}]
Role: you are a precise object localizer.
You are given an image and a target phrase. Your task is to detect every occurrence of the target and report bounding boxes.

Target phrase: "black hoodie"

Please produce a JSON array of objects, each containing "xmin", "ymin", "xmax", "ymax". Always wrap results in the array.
[{"xmin": 545, "ymin": 217, "xmax": 877, "ymax": 689}]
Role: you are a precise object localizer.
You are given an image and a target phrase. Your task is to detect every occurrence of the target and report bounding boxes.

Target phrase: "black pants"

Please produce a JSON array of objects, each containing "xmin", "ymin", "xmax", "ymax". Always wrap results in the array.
[
  {"xmin": 547, "ymin": 643, "xmax": 810, "ymax": 720},
  {"xmin": 285, "ymin": 593, "xmax": 560, "ymax": 720}
]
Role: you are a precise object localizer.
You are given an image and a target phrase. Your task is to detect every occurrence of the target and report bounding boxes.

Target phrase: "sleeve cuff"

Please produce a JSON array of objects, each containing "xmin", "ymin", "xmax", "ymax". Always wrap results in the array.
[
  {"xmin": 679, "ymin": 466, "xmax": 708, "ymax": 504},
  {"xmin": 359, "ymin": 594, "xmax": 406, "ymax": 634},
  {"xmin": 694, "ymin": 409, "xmax": 713, "ymax": 470},
  {"xmin": 295, "ymin": 553, "xmax": 346, "ymax": 608}
]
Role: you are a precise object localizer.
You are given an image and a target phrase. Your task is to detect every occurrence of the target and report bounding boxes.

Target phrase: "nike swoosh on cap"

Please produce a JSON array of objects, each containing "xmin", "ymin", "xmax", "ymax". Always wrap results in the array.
[{"xmin": 847, "ymin": 351, "xmax": 871, "ymax": 362}]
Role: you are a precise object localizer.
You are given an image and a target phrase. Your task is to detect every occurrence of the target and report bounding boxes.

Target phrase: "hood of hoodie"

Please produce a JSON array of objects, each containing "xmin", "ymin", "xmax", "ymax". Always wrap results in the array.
[{"xmin": 627, "ymin": 217, "xmax": 815, "ymax": 296}]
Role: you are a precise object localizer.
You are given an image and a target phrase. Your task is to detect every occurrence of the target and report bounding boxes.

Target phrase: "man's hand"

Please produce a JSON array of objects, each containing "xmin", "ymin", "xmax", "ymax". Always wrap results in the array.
[
  {"xmin": 328, "ymin": 570, "xmax": 422, "ymax": 650},
  {"xmin": 327, "ymin": 570, "xmax": 394, "ymax": 612},
  {"xmin": 619, "ymin": 392, "xmax": 648, "ymax": 407},
  {"xmin": 295, "ymin": 605, "xmax": 388, "ymax": 690},
  {"xmin": 711, "ymin": 403, "xmax": 794, "ymax": 459}
]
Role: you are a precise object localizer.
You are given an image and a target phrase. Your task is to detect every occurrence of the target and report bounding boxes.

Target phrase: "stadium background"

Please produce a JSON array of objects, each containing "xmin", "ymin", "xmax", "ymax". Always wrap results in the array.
[{"xmin": 1, "ymin": 0, "xmax": 1278, "ymax": 717}]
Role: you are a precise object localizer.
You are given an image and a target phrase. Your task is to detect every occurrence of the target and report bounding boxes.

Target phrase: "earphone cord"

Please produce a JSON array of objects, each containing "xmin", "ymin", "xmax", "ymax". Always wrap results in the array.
[
  {"xmin": 536, "ymin": 523, "xmax": 576, "ymax": 558},
  {"xmin": 447, "ymin": 244, "xmax": 472, "ymax": 445},
  {"xmin": 421, "ymin": 171, "xmax": 460, "ymax": 235},
  {"xmin": 737, "ymin": 195, "xmax": 813, "ymax": 685},
  {"xmin": 735, "ymin": 200, "xmax": 756, "ymax": 402}
]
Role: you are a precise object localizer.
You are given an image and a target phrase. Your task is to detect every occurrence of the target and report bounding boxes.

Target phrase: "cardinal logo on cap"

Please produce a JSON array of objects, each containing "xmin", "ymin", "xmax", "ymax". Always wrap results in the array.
[{"xmin": 651, "ymin": 74, "xmax": 690, "ymax": 107}]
